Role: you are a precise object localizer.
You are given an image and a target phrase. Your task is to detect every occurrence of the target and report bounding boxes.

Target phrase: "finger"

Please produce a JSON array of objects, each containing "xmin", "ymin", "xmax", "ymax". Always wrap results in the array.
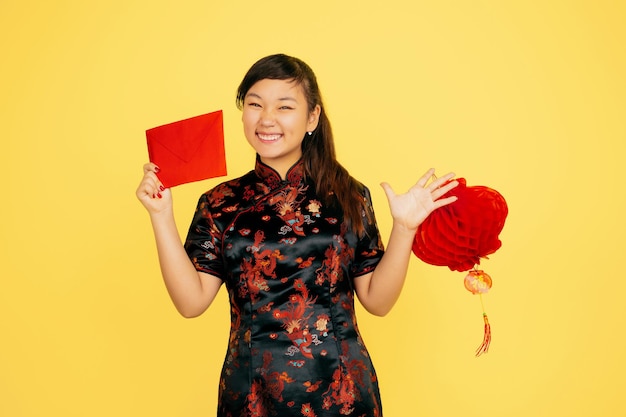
[
  {"xmin": 433, "ymin": 195, "xmax": 458, "ymax": 209},
  {"xmin": 137, "ymin": 173, "xmax": 165, "ymax": 200},
  {"xmin": 150, "ymin": 181, "xmax": 167, "ymax": 199},
  {"xmin": 431, "ymin": 179, "xmax": 459, "ymax": 200},
  {"xmin": 415, "ymin": 168, "xmax": 436, "ymax": 188},
  {"xmin": 427, "ymin": 172, "xmax": 456, "ymax": 192},
  {"xmin": 136, "ymin": 178, "xmax": 156, "ymax": 199},
  {"xmin": 141, "ymin": 167, "xmax": 166, "ymax": 192},
  {"xmin": 143, "ymin": 162, "xmax": 160, "ymax": 174},
  {"xmin": 379, "ymin": 182, "xmax": 396, "ymax": 200}
]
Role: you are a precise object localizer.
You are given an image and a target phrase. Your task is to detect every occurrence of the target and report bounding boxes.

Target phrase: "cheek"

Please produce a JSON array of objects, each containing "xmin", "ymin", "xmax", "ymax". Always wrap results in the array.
[
  {"xmin": 241, "ymin": 111, "xmax": 255, "ymax": 127},
  {"xmin": 284, "ymin": 114, "xmax": 309, "ymax": 133},
  {"xmin": 242, "ymin": 112, "xmax": 258, "ymax": 136}
]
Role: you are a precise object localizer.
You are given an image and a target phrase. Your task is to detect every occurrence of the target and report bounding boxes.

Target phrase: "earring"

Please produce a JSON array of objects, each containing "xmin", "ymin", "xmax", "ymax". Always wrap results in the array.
[{"xmin": 307, "ymin": 131, "xmax": 313, "ymax": 136}]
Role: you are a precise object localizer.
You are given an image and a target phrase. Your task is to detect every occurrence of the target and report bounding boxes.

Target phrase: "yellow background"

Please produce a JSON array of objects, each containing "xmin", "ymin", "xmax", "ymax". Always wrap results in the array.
[{"xmin": 2, "ymin": 1, "xmax": 625, "ymax": 416}]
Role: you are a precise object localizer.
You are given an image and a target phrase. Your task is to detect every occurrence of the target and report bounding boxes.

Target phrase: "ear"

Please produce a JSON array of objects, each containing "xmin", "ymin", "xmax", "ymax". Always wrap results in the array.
[{"xmin": 307, "ymin": 104, "xmax": 321, "ymax": 132}]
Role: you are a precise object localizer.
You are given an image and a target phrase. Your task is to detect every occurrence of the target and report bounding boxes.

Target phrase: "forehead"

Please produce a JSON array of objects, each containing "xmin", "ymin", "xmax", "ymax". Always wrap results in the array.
[{"xmin": 246, "ymin": 78, "xmax": 305, "ymax": 100}]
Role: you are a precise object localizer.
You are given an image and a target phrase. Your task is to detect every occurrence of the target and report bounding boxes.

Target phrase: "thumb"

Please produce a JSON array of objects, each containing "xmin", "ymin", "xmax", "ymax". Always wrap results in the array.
[{"xmin": 379, "ymin": 182, "xmax": 395, "ymax": 201}]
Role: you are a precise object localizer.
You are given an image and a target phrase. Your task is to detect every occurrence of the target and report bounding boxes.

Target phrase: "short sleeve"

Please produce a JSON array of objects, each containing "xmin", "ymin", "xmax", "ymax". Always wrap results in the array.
[
  {"xmin": 351, "ymin": 185, "xmax": 385, "ymax": 278},
  {"xmin": 184, "ymin": 193, "xmax": 225, "ymax": 279}
]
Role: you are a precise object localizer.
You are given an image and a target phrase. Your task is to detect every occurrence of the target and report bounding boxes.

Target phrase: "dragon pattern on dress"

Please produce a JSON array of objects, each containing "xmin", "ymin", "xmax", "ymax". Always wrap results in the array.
[{"xmin": 185, "ymin": 157, "xmax": 385, "ymax": 417}]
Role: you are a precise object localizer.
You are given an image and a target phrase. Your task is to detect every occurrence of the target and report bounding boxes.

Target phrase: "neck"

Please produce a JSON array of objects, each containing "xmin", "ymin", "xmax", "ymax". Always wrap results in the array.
[{"xmin": 259, "ymin": 157, "xmax": 300, "ymax": 180}]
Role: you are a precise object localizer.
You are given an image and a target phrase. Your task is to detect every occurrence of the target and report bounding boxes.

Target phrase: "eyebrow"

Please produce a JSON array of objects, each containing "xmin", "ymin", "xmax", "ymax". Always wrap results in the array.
[{"xmin": 246, "ymin": 92, "xmax": 298, "ymax": 102}]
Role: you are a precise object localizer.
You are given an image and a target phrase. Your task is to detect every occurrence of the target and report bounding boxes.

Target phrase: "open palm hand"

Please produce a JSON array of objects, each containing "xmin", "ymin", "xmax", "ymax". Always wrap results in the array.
[{"xmin": 381, "ymin": 169, "xmax": 459, "ymax": 232}]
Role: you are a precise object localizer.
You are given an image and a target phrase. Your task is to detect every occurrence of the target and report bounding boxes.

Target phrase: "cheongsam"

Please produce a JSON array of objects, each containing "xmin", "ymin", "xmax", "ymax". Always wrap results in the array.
[{"xmin": 184, "ymin": 157, "xmax": 385, "ymax": 417}]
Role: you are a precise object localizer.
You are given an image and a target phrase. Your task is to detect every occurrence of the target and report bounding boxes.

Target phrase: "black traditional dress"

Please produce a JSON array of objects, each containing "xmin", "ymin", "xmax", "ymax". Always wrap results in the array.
[{"xmin": 185, "ymin": 157, "xmax": 385, "ymax": 417}]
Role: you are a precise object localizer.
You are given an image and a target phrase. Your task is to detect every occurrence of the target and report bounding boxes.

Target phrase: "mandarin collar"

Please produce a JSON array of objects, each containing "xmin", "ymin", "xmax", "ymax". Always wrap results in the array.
[{"xmin": 254, "ymin": 156, "xmax": 305, "ymax": 190}]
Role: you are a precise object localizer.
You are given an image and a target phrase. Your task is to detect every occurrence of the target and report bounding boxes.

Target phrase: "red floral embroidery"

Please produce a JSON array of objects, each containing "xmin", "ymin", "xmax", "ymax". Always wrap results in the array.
[
  {"xmin": 301, "ymin": 402, "xmax": 317, "ymax": 417},
  {"xmin": 322, "ymin": 341, "xmax": 369, "ymax": 415},
  {"xmin": 273, "ymin": 279, "xmax": 318, "ymax": 359}
]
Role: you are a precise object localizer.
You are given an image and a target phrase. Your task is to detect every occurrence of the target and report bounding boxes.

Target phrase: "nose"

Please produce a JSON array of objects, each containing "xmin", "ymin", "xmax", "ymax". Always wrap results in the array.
[{"xmin": 259, "ymin": 108, "xmax": 275, "ymax": 126}]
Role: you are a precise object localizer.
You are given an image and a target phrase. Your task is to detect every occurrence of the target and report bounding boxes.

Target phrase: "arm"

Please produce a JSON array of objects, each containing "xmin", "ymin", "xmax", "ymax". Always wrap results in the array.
[
  {"xmin": 353, "ymin": 169, "xmax": 458, "ymax": 316},
  {"xmin": 136, "ymin": 163, "xmax": 222, "ymax": 318}
]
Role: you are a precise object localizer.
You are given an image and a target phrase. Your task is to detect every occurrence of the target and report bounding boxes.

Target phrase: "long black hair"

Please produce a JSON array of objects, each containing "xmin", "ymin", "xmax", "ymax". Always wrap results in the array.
[{"xmin": 236, "ymin": 54, "xmax": 368, "ymax": 236}]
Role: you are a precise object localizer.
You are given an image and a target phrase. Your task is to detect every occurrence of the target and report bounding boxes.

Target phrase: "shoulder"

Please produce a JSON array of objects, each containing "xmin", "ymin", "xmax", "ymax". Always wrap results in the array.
[
  {"xmin": 191, "ymin": 170, "xmax": 258, "ymax": 220},
  {"xmin": 199, "ymin": 170, "xmax": 257, "ymax": 204},
  {"xmin": 348, "ymin": 177, "xmax": 373, "ymax": 202},
  {"xmin": 190, "ymin": 170, "xmax": 258, "ymax": 229}
]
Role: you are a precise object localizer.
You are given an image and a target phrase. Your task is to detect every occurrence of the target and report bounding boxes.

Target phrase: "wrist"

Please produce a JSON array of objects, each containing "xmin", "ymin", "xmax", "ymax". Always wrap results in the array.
[
  {"xmin": 149, "ymin": 207, "xmax": 175, "ymax": 223},
  {"xmin": 390, "ymin": 221, "xmax": 418, "ymax": 237}
]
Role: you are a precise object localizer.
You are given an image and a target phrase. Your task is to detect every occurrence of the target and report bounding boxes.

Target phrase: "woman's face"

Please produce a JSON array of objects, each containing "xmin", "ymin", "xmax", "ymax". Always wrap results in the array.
[{"xmin": 242, "ymin": 78, "xmax": 320, "ymax": 176}]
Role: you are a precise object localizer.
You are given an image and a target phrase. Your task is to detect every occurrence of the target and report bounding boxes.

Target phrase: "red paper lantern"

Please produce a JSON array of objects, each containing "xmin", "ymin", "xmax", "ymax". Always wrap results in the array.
[
  {"xmin": 412, "ymin": 178, "xmax": 508, "ymax": 272},
  {"xmin": 412, "ymin": 178, "xmax": 508, "ymax": 356}
]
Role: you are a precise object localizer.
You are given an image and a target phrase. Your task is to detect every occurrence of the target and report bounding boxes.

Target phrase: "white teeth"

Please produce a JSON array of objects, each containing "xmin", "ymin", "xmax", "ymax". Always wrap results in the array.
[{"xmin": 258, "ymin": 133, "xmax": 281, "ymax": 141}]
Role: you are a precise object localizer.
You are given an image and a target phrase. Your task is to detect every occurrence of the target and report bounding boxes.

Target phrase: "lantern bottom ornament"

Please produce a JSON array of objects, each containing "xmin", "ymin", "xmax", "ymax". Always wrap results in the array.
[{"xmin": 464, "ymin": 270, "xmax": 492, "ymax": 356}]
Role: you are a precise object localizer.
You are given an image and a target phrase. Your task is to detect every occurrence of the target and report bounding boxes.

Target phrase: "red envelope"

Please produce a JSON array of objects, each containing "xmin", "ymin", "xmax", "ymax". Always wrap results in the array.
[{"xmin": 146, "ymin": 110, "xmax": 227, "ymax": 188}]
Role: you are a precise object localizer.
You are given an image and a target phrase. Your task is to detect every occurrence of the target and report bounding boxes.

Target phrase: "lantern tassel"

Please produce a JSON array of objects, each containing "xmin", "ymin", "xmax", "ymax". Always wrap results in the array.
[
  {"xmin": 475, "ymin": 313, "xmax": 491, "ymax": 357},
  {"xmin": 475, "ymin": 293, "xmax": 491, "ymax": 356}
]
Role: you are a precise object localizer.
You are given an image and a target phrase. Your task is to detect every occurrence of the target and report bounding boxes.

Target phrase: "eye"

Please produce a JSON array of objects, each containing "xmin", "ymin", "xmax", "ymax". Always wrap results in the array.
[
  {"xmin": 247, "ymin": 102, "xmax": 262, "ymax": 108},
  {"xmin": 279, "ymin": 105, "xmax": 294, "ymax": 110}
]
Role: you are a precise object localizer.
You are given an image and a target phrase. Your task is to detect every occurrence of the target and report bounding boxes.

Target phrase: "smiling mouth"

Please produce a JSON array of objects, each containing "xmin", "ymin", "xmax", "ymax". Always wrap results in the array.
[{"xmin": 257, "ymin": 133, "xmax": 282, "ymax": 142}]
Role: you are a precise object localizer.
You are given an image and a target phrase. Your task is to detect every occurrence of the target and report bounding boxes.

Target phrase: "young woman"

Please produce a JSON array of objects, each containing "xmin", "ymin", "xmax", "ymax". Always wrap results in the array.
[{"xmin": 136, "ymin": 54, "xmax": 458, "ymax": 417}]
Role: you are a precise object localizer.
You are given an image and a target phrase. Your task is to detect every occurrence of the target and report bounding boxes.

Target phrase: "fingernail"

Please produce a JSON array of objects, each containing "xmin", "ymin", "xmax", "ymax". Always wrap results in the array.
[
  {"xmin": 159, "ymin": 185, "xmax": 165, "ymax": 191},
  {"xmin": 152, "ymin": 194, "xmax": 156, "ymax": 199},
  {"xmin": 157, "ymin": 193, "xmax": 162, "ymax": 199},
  {"xmin": 155, "ymin": 166, "xmax": 160, "ymax": 172}
]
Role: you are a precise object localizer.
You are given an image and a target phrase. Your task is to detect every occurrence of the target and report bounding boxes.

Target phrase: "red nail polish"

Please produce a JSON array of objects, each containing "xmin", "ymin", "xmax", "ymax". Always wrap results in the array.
[
  {"xmin": 157, "ymin": 193, "xmax": 162, "ymax": 199},
  {"xmin": 159, "ymin": 185, "xmax": 165, "ymax": 191},
  {"xmin": 155, "ymin": 166, "xmax": 160, "ymax": 172}
]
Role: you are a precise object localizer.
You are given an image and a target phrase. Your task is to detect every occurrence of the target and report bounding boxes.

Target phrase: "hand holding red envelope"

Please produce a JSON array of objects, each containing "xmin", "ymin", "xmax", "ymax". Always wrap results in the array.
[
  {"xmin": 146, "ymin": 110, "xmax": 227, "ymax": 188},
  {"xmin": 412, "ymin": 177, "xmax": 508, "ymax": 356}
]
